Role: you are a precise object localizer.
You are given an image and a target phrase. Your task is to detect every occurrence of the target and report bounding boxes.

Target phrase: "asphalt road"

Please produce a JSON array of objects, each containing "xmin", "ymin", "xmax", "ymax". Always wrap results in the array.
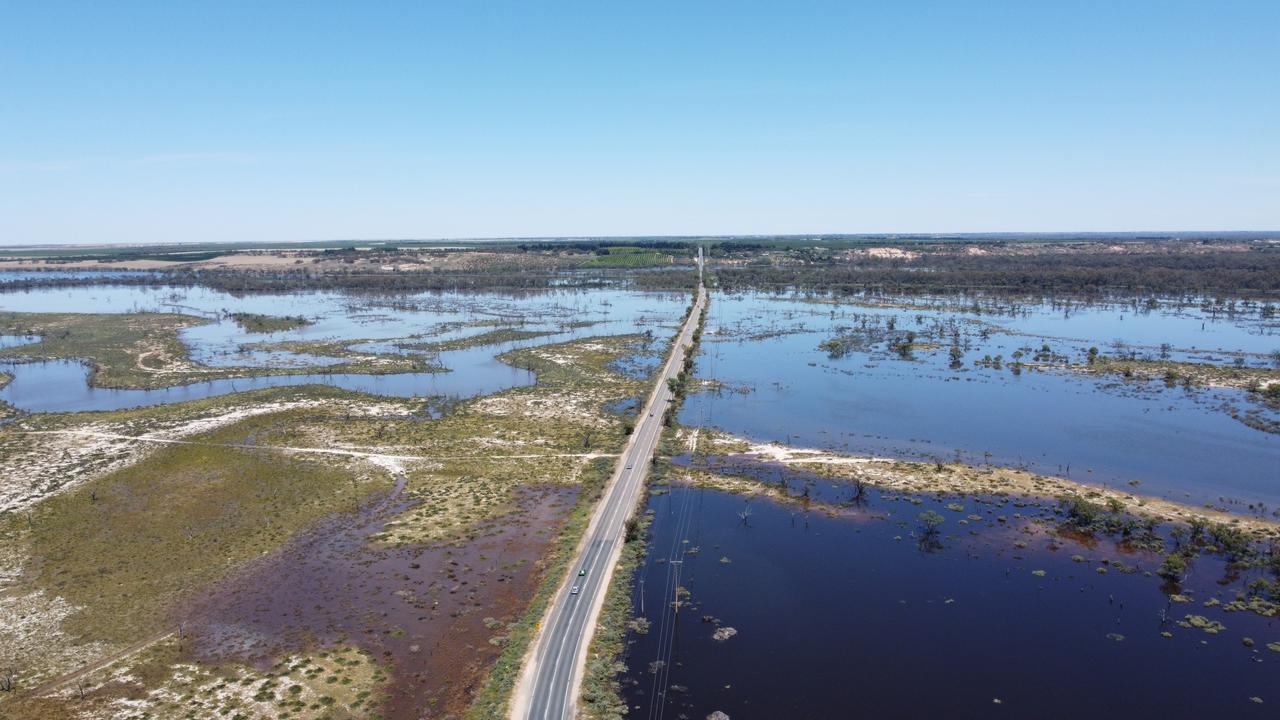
[{"xmin": 512, "ymin": 253, "xmax": 705, "ymax": 720}]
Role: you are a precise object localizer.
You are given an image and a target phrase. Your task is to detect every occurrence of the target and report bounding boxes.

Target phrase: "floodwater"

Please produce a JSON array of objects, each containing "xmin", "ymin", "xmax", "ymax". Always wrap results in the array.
[
  {"xmin": 854, "ymin": 292, "xmax": 1280, "ymax": 357},
  {"xmin": 630, "ymin": 292, "xmax": 1280, "ymax": 719},
  {"xmin": 0, "ymin": 269, "xmax": 157, "ymax": 284},
  {"xmin": 0, "ymin": 354, "xmax": 530, "ymax": 414},
  {"xmin": 621, "ymin": 482, "xmax": 1280, "ymax": 720},
  {"xmin": 183, "ymin": 478, "xmax": 578, "ymax": 719},
  {"xmin": 0, "ymin": 278, "xmax": 686, "ymax": 413},
  {"xmin": 682, "ymin": 293, "xmax": 1280, "ymax": 510}
]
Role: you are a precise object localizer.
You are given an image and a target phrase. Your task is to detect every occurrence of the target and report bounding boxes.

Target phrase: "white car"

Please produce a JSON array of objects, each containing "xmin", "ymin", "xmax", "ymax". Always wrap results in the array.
[{"xmin": 570, "ymin": 585, "xmax": 580, "ymax": 595}]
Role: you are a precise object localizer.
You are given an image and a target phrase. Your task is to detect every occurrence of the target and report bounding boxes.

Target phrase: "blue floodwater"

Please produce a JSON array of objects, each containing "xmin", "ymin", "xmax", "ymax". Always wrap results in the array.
[
  {"xmin": 0, "ymin": 351, "xmax": 530, "ymax": 414},
  {"xmin": 0, "ymin": 280, "xmax": 687, "ymax": 412},
  {"xmin": 682, "ymin": 293, "xmax": 1280, "ymax": 509},
  {"xmin": 623, "ymin": 484, "xmax": 1280, "ymax": 719}
]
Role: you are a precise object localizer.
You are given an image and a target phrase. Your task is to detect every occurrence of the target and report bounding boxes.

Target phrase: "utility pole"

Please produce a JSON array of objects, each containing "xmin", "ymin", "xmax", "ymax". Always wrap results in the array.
[{"xmin": 670, "ymin": 560, "xmax": 683, "ymax": 614}]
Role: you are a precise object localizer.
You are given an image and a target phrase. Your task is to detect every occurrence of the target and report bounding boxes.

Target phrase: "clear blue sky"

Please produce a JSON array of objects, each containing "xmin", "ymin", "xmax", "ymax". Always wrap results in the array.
[{"xmin": 2, "ymin": 1, "xmax": 1277, "ymax": 245}]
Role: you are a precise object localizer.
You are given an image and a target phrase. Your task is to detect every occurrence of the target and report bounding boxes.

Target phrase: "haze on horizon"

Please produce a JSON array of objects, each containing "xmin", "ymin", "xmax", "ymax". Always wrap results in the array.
[{"xmin": 2, "ymin": 1, "xmax": 1278, "ymax": 246}]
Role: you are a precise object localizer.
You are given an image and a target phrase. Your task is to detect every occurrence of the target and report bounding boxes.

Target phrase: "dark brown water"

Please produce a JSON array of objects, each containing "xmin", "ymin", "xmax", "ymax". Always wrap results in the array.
[{"xmin": 181, "ymin": 480, "xmax": 577, "ymax": 718}]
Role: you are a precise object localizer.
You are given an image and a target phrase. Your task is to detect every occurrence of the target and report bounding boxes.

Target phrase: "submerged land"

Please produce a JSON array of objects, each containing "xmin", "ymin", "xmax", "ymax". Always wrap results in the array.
[{"xmin": 0, "ymin": 234, "xmax": 1278, "ymax": 718}]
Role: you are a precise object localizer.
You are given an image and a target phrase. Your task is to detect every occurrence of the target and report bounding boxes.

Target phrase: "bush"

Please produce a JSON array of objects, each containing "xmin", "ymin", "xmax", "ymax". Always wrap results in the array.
[
  {"xmin": 1060, "ymin": 496, "xmax": 1105, "ymax": 529},
  {"xmin": 1209, "ymin": 523, "xmax": 1254, "ymax": 563},
  {"xmin": 918, "ymin": 510, "xmax": 945, "ymax": 534},
  {"xmin": 1158, "ymin": 552, "xmax": 1188, "ymax": 582}
]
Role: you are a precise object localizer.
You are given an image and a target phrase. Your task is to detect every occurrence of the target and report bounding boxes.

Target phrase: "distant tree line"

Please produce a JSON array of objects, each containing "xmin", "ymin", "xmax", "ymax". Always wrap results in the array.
[
  {"xmin": 713, "ymin": 248, "xmax": 1280, "ymax": 297},
  {"xmin": 515, "ymin": 240, "xmax": 695, "ymax": 253},
  {"xmin": 0, "ymin": 265, "xmax": 698, "ymax": 294}
]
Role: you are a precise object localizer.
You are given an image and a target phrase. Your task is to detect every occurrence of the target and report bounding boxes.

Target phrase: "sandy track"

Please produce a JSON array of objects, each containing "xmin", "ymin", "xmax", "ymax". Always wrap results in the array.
[
  {"xmin": 27, "ymin": 630, "xmax": 175, "ymax": 699},
  {"xmin": 20, "ymin": 429, "xmax": 615, "ymax": 467}
]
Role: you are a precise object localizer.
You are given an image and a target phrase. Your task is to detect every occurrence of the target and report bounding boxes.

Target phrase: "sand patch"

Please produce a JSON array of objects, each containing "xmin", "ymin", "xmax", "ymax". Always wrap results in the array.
[{"xmin": 697, "ymin": 431, "xmax": 1280, "ymax": 537}]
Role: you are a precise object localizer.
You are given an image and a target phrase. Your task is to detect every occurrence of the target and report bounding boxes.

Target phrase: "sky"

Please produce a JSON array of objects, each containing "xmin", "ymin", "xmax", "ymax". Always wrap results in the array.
[{"xmin": 1, "ymin": 1, "xmax": 1277, "ymax": 245}]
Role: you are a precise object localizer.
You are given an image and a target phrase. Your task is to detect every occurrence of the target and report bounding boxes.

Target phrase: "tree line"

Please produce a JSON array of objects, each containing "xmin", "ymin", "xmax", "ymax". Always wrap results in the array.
[{"xmin": 713, "ymin": 247, "xmax": 1280, "ymax": 297}]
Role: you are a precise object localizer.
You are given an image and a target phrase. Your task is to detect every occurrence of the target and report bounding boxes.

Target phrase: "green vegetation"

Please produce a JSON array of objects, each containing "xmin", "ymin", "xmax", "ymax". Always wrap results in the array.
[
  {"xmin": 238, "ymin": 325, "xmax": 559, "ymax": 367},
  {"xmin": 1158, "ymin": 552, "xmax": 1189, "ymax": 581},
  {"xmin": 0, "ymin": 311, "xmax": 439, "ymax": 389},
  {"xmin": 1, "ymin": 327, "xmax": 677, "ymax": 716},
  {"xmin": 817, "ymin": 315, "xmax": 947, "ymax": 362},
  {"xmin": 228, "ymin": 312, "xmax": 311, "ymax": 333},
  {"xmin": 0, "ymin": 311, "xmax": 210, "ymax": 388},
  {"xmin": 12, "ymin": 236, "xmax": 1280, "ymax": 296},
  {"xmin": 1060, "ymin": 495, "xmax": 1107, "ymax": 529},
  {"xmin": 1058, "ymin": 494, "xmax": 1166, "ymax": 550},
  {"xmin": 1082, "ymin": 355, "xmax": 1279, "ymax": 393},
  {"xmin": 0, "ymin": 371, "xmax": 13, "ymax": 420},
  {"xmin": 402, "ymin": 326, "xmax": 557, "ymax": 352},
  {"xmin": 7, "ymin": 442, "xmax": 383, "ymax": 645},
  {"xmin": 583, "ymin": 246, "xmax": 676, "ymax": 268},
  {"xmin": 466, "ymin": 310, "xmax": 696, "ymax": 716},
  {"xmin": 709, "ymin": 237, "xmax": 1280, "ymax": 296},
  {"xmin": 1075, "ymin": 355, "xmax": 1280, "ymax": 433},
  {"xmin": 918, "ymin": 510, "xmax": 945, "ymax": 533},
  {"xmin": 0, "ymin": 238, "xmax": 464, "ymax": 260},
  {"xmin": 580, "ymin": 506, "xmax": 652, "ymax": 720}
]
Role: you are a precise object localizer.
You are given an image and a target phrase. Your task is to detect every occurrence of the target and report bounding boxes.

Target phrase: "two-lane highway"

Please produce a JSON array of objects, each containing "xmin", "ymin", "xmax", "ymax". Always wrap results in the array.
[{"xmin": 512, "ymin": 249, "xmax": 705, "ymax": 720}]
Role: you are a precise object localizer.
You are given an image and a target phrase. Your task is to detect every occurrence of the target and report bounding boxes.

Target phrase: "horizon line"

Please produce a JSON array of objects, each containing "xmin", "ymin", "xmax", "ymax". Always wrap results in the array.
[{"xmin": 2, "ymin": 229, "xmax": 1279, "ymax": 251}]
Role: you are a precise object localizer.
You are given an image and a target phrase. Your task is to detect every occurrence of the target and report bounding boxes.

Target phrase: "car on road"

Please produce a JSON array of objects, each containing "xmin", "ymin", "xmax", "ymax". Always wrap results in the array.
[
  {"xmin": 570, "ymin": 585, "xmax": 580, "ymax": 595},
  {"xmin": 626, "ymin": 462, "xmax": 633, "ymax": 469},
  {"xmin": 578, "ymin": 568, "xmax": 586, "ymax": 577}
]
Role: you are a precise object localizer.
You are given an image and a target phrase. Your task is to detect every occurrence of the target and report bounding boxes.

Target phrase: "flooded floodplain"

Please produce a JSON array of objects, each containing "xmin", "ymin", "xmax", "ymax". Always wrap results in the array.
[
  {"xmin": 616, "ymin": 290, "xmax": 1280, "ymax": 720},
  {"xmin": 620, "ymin": 482, "xmax": 1280, "ymax": 719},
  {"xmin": 5, "ymin": 272, "xmax": 1279, "ymax": 719},
  {"xmin": 682, "ymin": 292, "xmax": 1280, "ymax": 510},
  {"xmin": 184, "ymin": 479, "xmax": 578, "ymax": 719},
  {"xmin": 0, "ymin": 271, "xmax": 677, "ymax": 719},
  {"xmin": 0, "ymin": 278, "xmax": 687, "ymax": 412}
]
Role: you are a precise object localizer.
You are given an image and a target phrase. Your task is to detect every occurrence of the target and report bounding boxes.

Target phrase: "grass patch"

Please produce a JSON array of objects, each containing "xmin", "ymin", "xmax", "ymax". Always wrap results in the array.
[
  {"xmin": 1081, "ymin": 355, "xmax": 1279, "ymax": 392},
  {"xmin": 0, "ymin": 330, "xmax": 678, "ymax": 714},
  {"xmin": 407, "ymin": 327, "xmax": 557, "ymax": 352},
  {"xmin": 7, "ymin": 442, "xmax": 386, "ymax": 646},
  {"xmin": 583, "ymin": 248, "xmax": 675, "ymax": 268},
  {"xmin": 0, "ymin": 311, "xmax": 211, "ymax": 389},
  {"xmin": 237, "ymin": 321, "xmax": 563, "ymax": 370},
  {"xmin": 0, "ymin": 311, "xmax": 442, "ymax": 389},
  {"xmin": 228, "ymin": 312, "xmax": 311, "ymax": 333},
  {"xmin": 0, "ymin": 383, "xmax": 419, "ymax": 514}
]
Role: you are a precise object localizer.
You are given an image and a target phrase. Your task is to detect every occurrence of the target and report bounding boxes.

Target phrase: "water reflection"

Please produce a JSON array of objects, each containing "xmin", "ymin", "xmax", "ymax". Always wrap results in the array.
[
  {"xmin": 622, "ymin": 484, "xmax": 1278, "ymax": 719},
  {"xmin": 0, "ymin": 279, "xmax": 687, "ymax": 413},
  {"xmin": 682, "ymin": 293, "xmax": 1280, "ymax": 509}
]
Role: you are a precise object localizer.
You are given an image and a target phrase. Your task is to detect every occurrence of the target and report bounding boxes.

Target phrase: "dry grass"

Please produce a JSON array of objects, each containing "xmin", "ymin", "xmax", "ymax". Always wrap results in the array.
[
  {"xmin": 8, "ymin": 640, "xmax": 386, "ymax": 720},
  {"xmin": 0, "ymin": 386, "xmax": 418, "ymax": 513}
]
